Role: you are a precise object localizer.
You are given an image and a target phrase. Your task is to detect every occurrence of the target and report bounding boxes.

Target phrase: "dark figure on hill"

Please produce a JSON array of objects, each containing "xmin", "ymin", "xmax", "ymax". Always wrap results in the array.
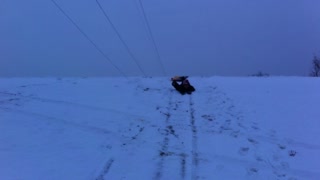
[{"xmin": 171, "ymin": 76, "xmax": 195, "ymax": 95}]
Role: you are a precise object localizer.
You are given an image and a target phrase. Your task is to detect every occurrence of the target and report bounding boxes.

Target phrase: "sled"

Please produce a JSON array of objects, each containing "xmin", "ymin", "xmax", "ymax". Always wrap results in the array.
[{"xmin": 171, "ymin": 76, "xmax": 188, "ymax": 81}]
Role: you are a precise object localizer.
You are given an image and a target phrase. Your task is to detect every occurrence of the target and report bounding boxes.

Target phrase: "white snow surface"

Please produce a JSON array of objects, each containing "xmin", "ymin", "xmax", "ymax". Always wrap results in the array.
[{"xmin": 0, "ymin": 77, "xmax": 319, "ymax": 180}]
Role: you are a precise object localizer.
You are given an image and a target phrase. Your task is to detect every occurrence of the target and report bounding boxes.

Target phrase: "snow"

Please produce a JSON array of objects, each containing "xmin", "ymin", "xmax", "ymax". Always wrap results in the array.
[{"xmin": 0, "ymin": 76, "xmax": 319, "ymax": 180}]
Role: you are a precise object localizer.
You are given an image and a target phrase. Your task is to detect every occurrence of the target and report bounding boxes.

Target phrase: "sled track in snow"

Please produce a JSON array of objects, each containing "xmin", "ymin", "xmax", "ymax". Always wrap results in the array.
[
  {"xmin": 95, "ymin": 158, "xmax": 114, "ymax": 180},
  {"xmin": 0, "ymin": 107, "xmax": 111, "ymax": 135},
  {"xmin": 155, "ymin": 92, "xmax": 199, "ymax": 180},
  {"xmin": 154, "ymin": 91, "xmax": 173, "ymax": 180},
  {"xmin": 189, "ymin": 95, "xmax": 199, "ymax": 180},
  {"xmin": 180, "ymin": 153, "xmax": 187, "ymax": 179},
  {"xmin": 0, "ymin": 91, "xmax": 148, "ymax": 120}
]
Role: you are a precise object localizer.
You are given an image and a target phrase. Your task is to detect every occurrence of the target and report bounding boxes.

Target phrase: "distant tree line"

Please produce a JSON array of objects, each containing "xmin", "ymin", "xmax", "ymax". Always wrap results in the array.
[
  {"xmin": 310, "ymin": 56, "xmax": 320, "ymax": 77},
  {"xmin": 248, "ymin": 55, "xmax": 320, "ymax": 77},
  {"xmin": 250, "ymin": 71, "xmax": 269, "ymax": 77}
]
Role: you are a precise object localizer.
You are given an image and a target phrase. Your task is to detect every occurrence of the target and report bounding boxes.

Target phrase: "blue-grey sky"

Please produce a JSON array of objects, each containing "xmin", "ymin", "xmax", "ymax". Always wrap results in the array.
[{"xmin": 1, "ymin": 0, "xmax": 320, "ymax": 77}]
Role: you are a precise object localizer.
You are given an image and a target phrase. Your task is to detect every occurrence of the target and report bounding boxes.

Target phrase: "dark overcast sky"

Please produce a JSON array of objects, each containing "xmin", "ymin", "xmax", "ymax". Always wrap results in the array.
[{"xmin": 1, "ymin": 0, "xmax": 320, "ymax": 77}]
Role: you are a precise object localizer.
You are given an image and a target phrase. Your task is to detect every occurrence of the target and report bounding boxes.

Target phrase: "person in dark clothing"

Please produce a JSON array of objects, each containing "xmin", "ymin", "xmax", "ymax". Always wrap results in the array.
[{"xmin": 172, "ymin": 78, "xmax": 195, "ymax": 95}]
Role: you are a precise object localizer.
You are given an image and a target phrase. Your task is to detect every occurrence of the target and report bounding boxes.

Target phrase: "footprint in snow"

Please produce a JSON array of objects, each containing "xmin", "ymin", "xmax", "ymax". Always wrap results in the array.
[
  {"xmin": 238, "ymin": 147, "xmax": 250, "ymax": 156},
  {"xmin": 248, "ymin": 138, "xmax": 259, "ymax": 145},
  {"xmin": 247, "ymin": 167, "xmax": 259, "ymax": 175}
]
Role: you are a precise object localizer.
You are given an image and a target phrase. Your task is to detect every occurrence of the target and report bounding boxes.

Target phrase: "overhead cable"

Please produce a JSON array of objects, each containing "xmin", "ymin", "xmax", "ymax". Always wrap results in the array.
[
  {"xmin": 137, "ymin": 0, "xmax": 166, "ymax": 75},
  {"xmin": 96, "ymin": 0, "xmax": 147, "ymax": 76},
  {"xmin": 50, "ymin": 0, "xmax": 127, "ymax": 77}
]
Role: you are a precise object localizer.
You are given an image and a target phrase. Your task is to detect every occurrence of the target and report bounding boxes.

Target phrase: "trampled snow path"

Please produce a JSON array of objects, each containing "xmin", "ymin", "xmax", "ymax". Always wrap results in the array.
[{"xmin": 0, "ymin": 77, "xmax": 319, "ymax": 179}]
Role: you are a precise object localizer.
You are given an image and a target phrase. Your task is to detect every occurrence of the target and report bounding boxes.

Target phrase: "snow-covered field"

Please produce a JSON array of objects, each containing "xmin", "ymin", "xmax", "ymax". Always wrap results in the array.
[{"xmin": 0, "ymin": 77, "xmax": 319, "ymax": 180}]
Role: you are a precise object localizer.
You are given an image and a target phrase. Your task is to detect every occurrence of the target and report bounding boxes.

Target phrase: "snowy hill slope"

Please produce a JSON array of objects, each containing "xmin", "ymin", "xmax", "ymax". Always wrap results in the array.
[{"xmin": 0, "ymin": 77, "xmax": 319, "ymax": 180}]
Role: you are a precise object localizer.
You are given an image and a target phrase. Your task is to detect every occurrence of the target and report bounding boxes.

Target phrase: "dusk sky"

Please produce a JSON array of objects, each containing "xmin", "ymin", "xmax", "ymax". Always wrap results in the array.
[{"xmin": 1, "ymin": 0, "xmax": 320, "ymax": 77}]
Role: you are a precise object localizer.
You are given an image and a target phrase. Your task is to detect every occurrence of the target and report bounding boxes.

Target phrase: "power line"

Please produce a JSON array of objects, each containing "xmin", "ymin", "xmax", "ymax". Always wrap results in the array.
[
  {"xmin": 95, "ymin": 0, "xmax": 147, "ymax": 77},
  {"xmin": 50, "ymin": 0, "xmax": 127, "ymax": 77},
  {"xmin": 137, "ymin": 0, "xmax": 166, "ymax": 75}
]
